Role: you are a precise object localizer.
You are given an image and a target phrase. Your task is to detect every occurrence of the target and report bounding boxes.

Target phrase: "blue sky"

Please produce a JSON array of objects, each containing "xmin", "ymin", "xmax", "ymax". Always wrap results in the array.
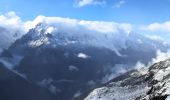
[{"xmin": 0, "ymin": 0, "xmax": 170, "ymax": 24}]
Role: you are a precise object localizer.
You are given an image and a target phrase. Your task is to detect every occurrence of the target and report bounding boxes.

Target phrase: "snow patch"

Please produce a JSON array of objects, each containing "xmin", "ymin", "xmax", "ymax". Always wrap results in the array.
[
  {"xmin": 85, "ymin": 84, "xmax": 148, "ymax": 100},
  {"xmin": 28, "ymin": 37, "xmax": 49, "ymax": 47},
  {"xmin": 154, "ymin": 66, "xmax": 170, "ymax": 81}
]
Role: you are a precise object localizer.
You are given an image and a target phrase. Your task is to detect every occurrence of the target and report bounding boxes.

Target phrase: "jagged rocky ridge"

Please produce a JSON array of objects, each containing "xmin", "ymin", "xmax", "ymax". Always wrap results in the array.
[{"xmin": 84, "ymin": 59, "xmax": 170, "ymax": 100}]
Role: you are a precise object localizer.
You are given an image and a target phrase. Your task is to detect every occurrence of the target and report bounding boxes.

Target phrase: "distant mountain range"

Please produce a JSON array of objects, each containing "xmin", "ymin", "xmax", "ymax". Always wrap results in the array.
[{"xmin": 0, "ymin": 22, "xmax": 170, "ymax": 100}]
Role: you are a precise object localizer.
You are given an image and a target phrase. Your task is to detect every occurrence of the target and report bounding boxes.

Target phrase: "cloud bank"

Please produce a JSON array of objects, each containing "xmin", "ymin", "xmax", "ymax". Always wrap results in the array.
[
  {"xmin": 0, "ymin": 12, "xmax": 22, "ymax": 31},
  {"xmin": 1, "ymin": 11, "xmax": 170, "ymax": 41},
  {"xmin": 0, "ymin": 12, "xmax": 25, "ymax": 48},
  {"xmin": 0, "ymin": 12, "xmax": 132, "ymax": 49},
  {"xmin": 141, "ymin": 22, "xmax": 170, "ymax": 32},
  {"xmin": 0, "ymin": 11, "xmax": 170, "ymax": 51},
  {"xmin": 24, "ymin": 15, "xmax": 133, "ymax": 34}
]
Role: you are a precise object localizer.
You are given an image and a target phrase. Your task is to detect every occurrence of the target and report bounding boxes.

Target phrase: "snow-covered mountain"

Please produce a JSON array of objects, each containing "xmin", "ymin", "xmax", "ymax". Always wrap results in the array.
[
  {"xmin": 84, "ymin": 59, "xmax": 170, "ymax": 100},
  {"xmin": 8, "ymin": 22, "xmax": 169, "ymax": 55},
  {"xmin": 0, "ymin": 22, "xmax": 170, "ymax": 100}
]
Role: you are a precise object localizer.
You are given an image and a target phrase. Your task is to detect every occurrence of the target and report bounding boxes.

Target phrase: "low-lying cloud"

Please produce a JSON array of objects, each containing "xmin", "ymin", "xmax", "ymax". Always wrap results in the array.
[
  {"xmin": 102, "ymin": 49, "xmax": 170, "ymax": 83},
  {"xmin": 135, "ymin": 50, "xmax": 170, "ymax": 69}
]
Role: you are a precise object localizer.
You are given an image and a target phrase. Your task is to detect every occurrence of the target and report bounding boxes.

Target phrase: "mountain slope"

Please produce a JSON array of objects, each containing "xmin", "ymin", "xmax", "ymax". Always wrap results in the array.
[
  {"xmin": 84, "ymin": 59, "xmax": 170, "ymax": 100},
  {"xmin": 0, "ymin": 62, "xmax": 56, "ymax": 100}
]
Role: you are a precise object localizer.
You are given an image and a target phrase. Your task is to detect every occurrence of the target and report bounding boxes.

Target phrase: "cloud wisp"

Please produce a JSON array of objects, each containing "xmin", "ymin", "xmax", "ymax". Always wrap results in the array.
[
  {"xmin": 74, "ymin": 0, "xmax": 106, "ymax": 7},
  {"xmin": 114, "ymin": 0, "xmax": 125, "ymax": 8}
]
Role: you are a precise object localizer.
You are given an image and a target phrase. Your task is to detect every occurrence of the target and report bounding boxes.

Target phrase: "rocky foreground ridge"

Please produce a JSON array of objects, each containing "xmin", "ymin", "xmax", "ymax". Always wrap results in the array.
[{"xmin": 84, "ymin": 59, "xmax": 170, "ymax": 100}]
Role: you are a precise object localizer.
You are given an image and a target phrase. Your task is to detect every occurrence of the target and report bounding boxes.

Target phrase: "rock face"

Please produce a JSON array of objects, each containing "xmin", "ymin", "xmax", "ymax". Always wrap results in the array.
[{"xmin": 84, "ymin": 59, "xmax": 170, "ymax": 100}]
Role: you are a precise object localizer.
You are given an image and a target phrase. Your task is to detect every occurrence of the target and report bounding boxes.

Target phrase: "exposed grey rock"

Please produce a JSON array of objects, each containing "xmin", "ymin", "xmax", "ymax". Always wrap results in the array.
[{"xmin": 85, "ymin": 59, "xmax": 170, "ymax": 100}]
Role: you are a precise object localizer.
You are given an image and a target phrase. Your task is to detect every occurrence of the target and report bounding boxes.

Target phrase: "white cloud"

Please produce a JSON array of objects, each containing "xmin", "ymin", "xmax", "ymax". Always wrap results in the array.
[
  {"xmin": 140, "ymin": 21, "xmax": 170, "ymax": 32},
  {"xmin": 0, "ymin": 11, "xmax": 133, "ymax": 37},
  {"xmin": 78, "ymin": 53, "xmax": 90, "ymax": 59},
  {"xmin": 144, "ymin": 35, "xmax": 162, "ymax": 41},
  {"xmin": 79, "ymin": 20, "xmax": 132, "ymax": 33},
  {"xmin": 0, "ymin": 11, "xmax": 25, "ymax": 33},
  {"xmin": 0, "ymin": 12, "xmax": 20, "ymax": 28},
  {"xmin": 114, "ymin": 0, "xmax": 125, "ymax": 8},
  {"xmin": 23, "ymin": 15, "xmax": 133, "ymax": 37},
  {"xmin": 134, "ymin": 61, "xmax": 146, "ymax": 69},
  {"xmin": 0, "ymin": 12, "xmax": 26, "ymax": 49},
  {"xmin": 102, "ymin": 64, "xmax": 131, "ymax": 83},
  {"xmin": 75, "ymin": 0, "xmax": 106, "ymax": 7},
  {"xmin": 135, "ymin": 50, "xmax": 170, "ymax": 70},
  {"xmin": 151, "ymin": 50, "xmax": 170, "ymax": 64}
]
